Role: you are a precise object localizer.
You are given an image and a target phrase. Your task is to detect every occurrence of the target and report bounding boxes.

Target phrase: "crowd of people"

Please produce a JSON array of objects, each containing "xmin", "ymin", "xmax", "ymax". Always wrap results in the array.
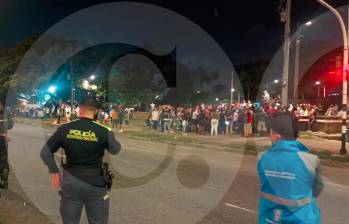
[
  {"xmin": 15, "ymin": 92, "xmax": 345, "ymax": 138},
  {"xmin": 100, "ymin": 105, "xmax": 134, "ymax": 133},
  {"xmin": 145, "ymin": 98, "xmax": 325, "ymax": 137},
  {"xmin": 53, "ymin": 103, "xmax": 135, "ymax": 133}
]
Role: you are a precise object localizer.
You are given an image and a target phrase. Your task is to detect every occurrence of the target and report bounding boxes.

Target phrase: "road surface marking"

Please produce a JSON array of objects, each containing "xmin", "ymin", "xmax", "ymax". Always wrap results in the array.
[
  {"xmin": 325, "ymin": 180, "xmax": 349, "ymax": 189},
  {"xmin": 225, "ymin": 203, "xmax": 257, "ymax": 214}
]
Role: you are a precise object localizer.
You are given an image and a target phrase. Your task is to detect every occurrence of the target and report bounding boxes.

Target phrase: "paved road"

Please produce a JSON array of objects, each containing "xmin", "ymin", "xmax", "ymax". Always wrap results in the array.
[{"xmin": 5, "ymin": 123, "xmax": 349, "ymax": 223}]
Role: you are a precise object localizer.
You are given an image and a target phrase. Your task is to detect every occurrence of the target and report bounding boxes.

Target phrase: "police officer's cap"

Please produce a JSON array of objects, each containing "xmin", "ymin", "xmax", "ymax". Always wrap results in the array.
[
  {"xmin": 269, "ymin": 112, "xmax": 299, "ymax": 140},
  {"xmin": 80, "ymin": 98, "xmax": 100, "ymax": 109}
]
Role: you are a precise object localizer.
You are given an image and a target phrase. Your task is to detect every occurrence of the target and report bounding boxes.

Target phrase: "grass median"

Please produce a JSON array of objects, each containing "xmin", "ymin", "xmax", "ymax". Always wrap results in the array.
[
  {"xmin": 13, "ymin": 117, "xmax": 349, "ymax": 167},
  {"xmin": 124, "ymin": 129, "xmax": 349, "ymax": 167}
]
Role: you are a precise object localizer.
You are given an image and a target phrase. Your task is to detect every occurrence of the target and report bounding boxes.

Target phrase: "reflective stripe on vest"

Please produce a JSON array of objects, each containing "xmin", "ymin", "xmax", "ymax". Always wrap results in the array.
[{"xmin": 260, "ymin": 192, "xmax": 312, "ymax": 207}]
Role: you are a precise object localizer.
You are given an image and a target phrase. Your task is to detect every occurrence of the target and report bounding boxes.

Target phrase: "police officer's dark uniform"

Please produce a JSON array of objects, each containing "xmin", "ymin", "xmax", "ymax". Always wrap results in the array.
[
  {"xmin": 0, "ymin": 104, "xmax": 14, "ymax": 189},
  {"xmin": 40, "ymin": 99, "xmax": 121, "ymax": 224}
]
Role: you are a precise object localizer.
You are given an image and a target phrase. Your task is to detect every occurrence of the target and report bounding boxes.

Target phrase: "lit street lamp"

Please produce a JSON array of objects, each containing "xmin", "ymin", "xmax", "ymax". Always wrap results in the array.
[
  {"xmin": 230, "ymin": 88, "xmax": 235, "ymax": 104},
  {"xmin": 90, "ymin": 75, "xmax": 96, "ymax": 80},
  {"xmin": 230, "ymin": 71, "xmax": 235, "ymax": 104},
  {"xmin": 315, "ymin": 81, "xmax": 321, "ymax": 97},
  {"xmin": 274, "ymin": 79, "xmax": 280, "ymax": 84},
  {"xmin": 215, "ymin": 97, "xmax": 219, "ymax": 102},
  {"xmin": 48, "ymin": 86, "xmax": 57, "ymax": 94},
  {"xmin": 305, "ymin": 21, "xmax": 312, "ymax": 26},
  {"xmin": 82, "ymin": 80, "xmax": 89, "ymax": 89}
]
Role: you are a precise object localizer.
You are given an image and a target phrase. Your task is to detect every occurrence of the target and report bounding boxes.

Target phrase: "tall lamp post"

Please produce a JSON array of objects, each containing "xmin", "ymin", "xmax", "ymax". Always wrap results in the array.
[
  {"xmin": 316, "ymin": 0, "xmax": 348, "ymax": 154},
  {"xmin": 294, "ymin": 21, "xmax": 312, "ymax": 104},
  {"xmin": 70, "ymin": 60, "xmax": 75, "ymax": 116},
  {"xmin": 280, "ymin": 0, "xmax": 292, "ymax": 106},
  {"xmin": 230, "ymin": 71, "xmax": 234, "ymax": 104}
]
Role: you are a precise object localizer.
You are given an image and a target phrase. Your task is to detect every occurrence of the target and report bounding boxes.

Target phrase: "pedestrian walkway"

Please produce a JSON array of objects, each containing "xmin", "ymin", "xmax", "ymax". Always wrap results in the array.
[{"xmin": 299, "ymin": 138, "xmax": 343, "ymax": 154}]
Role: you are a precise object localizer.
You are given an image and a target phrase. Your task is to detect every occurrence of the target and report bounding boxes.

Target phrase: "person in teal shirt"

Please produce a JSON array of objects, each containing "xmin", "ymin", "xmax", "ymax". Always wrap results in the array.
[{"xmin": 258, "ymin": 113, "xmax": 324, "ymax": 223}]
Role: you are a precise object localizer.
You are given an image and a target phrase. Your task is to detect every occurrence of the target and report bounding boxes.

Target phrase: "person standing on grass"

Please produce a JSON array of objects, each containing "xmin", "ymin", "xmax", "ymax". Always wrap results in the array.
[
  {"xmin": 111, "ymin": 108, "xmax": 118, "ymax": 129},
  {"xmin": 218, "ymin": 108, "xmax": 226, "ymax": 134},
  {"xmin": 255, "ymin": 108, "xmax": 267, "ymax": 136},
  {"xmin": 151, "ymin": 107, "xmax": 160, "ymax": 130},
  {"xmin": 198, "ymin": 108, "xmax": 206, "ymax": 135},
  {"xmin": 117, "ymin": 104, "xmax": 124, "ymax": 133},
  {"xmin": 210, "ymin": 108, "xmax": 219, "ymax": 136},
  {"xmin": 243, "ymin": 107, "xmax": 252, "ymax": 137},
  {"xmin": 191, "ymin": 107, "xmax": 199, "ymax": 134}
]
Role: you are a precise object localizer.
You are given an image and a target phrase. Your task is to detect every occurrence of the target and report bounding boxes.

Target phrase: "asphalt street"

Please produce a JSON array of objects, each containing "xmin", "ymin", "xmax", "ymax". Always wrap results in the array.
[{"xmin": 5, "ymin": 123, "xmax": 349, "ymax": 224}]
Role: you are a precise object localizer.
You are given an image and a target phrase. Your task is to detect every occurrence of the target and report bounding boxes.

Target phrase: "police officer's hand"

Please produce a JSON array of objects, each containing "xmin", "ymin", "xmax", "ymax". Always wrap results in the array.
[{"xmin": 51, "ymin": 173, "xmax": 61, "ymax": 189}]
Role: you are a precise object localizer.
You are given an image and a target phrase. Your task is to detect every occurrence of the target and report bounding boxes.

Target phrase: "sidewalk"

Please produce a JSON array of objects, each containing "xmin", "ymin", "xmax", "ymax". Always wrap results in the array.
[
  {"xmin": 190, "ymin": 133, "xmax": 341, "ymax": 154},
  {"xmin": 299, "ymin": 138, "xmax": 343, "ymax": 154}
]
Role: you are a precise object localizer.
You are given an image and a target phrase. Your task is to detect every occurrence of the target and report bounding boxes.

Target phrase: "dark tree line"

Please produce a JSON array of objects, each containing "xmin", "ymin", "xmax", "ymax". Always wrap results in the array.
[{"xmin": 0, "ymin": 35, "xmax": 269, "ymax": 106}]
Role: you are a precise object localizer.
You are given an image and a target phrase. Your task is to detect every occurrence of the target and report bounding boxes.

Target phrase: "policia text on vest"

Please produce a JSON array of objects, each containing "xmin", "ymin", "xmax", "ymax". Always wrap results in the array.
[{"xmin": 40, "ymin": 117, "xmax": 121, "ymax": 224}]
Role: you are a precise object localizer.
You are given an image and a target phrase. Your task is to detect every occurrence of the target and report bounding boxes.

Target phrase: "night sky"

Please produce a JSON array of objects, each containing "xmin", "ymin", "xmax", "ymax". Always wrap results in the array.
[{"xmin": 0, "ymin": 0, "xmax": 348, "ymax": 64}]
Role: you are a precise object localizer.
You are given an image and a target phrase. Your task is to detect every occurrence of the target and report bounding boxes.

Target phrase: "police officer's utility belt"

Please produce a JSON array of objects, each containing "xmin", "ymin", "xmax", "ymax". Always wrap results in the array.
[
  {"xmin": 63, "ymin": 164, "xmax": 114, "ymax": 190},
  {"xmin": 65, "ymin": 168, "xmax": 102, "ymax": 177},
  {"xmin": 260, "ymin": 192, "xmax": 312, "ymax": 207}
]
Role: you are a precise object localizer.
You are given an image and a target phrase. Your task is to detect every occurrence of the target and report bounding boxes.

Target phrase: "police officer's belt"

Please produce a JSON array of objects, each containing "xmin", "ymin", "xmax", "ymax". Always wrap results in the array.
[
  {"xmin": 260, "ymin": 192, "xmax": 312, "ymax": 207},
  {"xmin": 65, "ymin": 167, "xmax": 102, "ymax": 177}
]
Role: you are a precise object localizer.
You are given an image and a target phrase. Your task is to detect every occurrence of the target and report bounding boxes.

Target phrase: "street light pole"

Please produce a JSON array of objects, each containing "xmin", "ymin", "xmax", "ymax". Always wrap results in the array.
[
  {"xmin": 293, "ymin": 22, "xmax": 309, "ymax": 105},
  {"xmin": 281, "ymin": 0, "xmax": 292, "ymax": 107},
  {"xmin": 294, "ymin": 21, "xmax": 312, "ymax": 105},
  {"xmin": 316, "ymin": 0, "xmax": 348, "ymax": 154},
  {"xmin": 294, "ymin": 34, "xmax": 301, "ymax": 104},
  {"xmin": 70, "ymin": 59, "xmax": 75, "ymax": 116},
  {"xmin": 230, "ymin": 71, "xmax": 234, "ymax": 104},
  {"xmin": 315, "ymin": 81, "xmax": 321, "ymax": 98},
  {"xmin": 318, "ymin": 86, "xmax": 320, "ymax": 98}
]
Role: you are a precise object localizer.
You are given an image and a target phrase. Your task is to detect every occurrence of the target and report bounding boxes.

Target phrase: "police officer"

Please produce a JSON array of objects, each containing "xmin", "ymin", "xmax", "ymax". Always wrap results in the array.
[
  {"xmin": 258, "ymin": 113, "xmax": 324, "ymax": 223},
  {"xmin": 40, "ymin": 98, "xmax": 121, "ymax": 224},
  {"xmin": 0, "ymin": 100, "xmax": 14, "ymax": 189}
]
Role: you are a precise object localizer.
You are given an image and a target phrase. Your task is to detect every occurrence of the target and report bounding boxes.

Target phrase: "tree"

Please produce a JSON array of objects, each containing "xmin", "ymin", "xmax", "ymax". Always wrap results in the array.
[
  {"xmin": 0, "ymin": 35, "xmax": 87, "ymax": 103},
  {"xmin": 107, "ymin": 54, "xmax": 167, "ymax": 107},
  {"xmin": 235, "ymin": 61, "xmax": 269, "ymax": 101}
]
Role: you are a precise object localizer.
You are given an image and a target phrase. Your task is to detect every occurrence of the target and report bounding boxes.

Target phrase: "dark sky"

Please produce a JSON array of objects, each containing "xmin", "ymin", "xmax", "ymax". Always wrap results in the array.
[{"xmin": 0, "ymin": 0, "xmax": 348, "ymax": 64}]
